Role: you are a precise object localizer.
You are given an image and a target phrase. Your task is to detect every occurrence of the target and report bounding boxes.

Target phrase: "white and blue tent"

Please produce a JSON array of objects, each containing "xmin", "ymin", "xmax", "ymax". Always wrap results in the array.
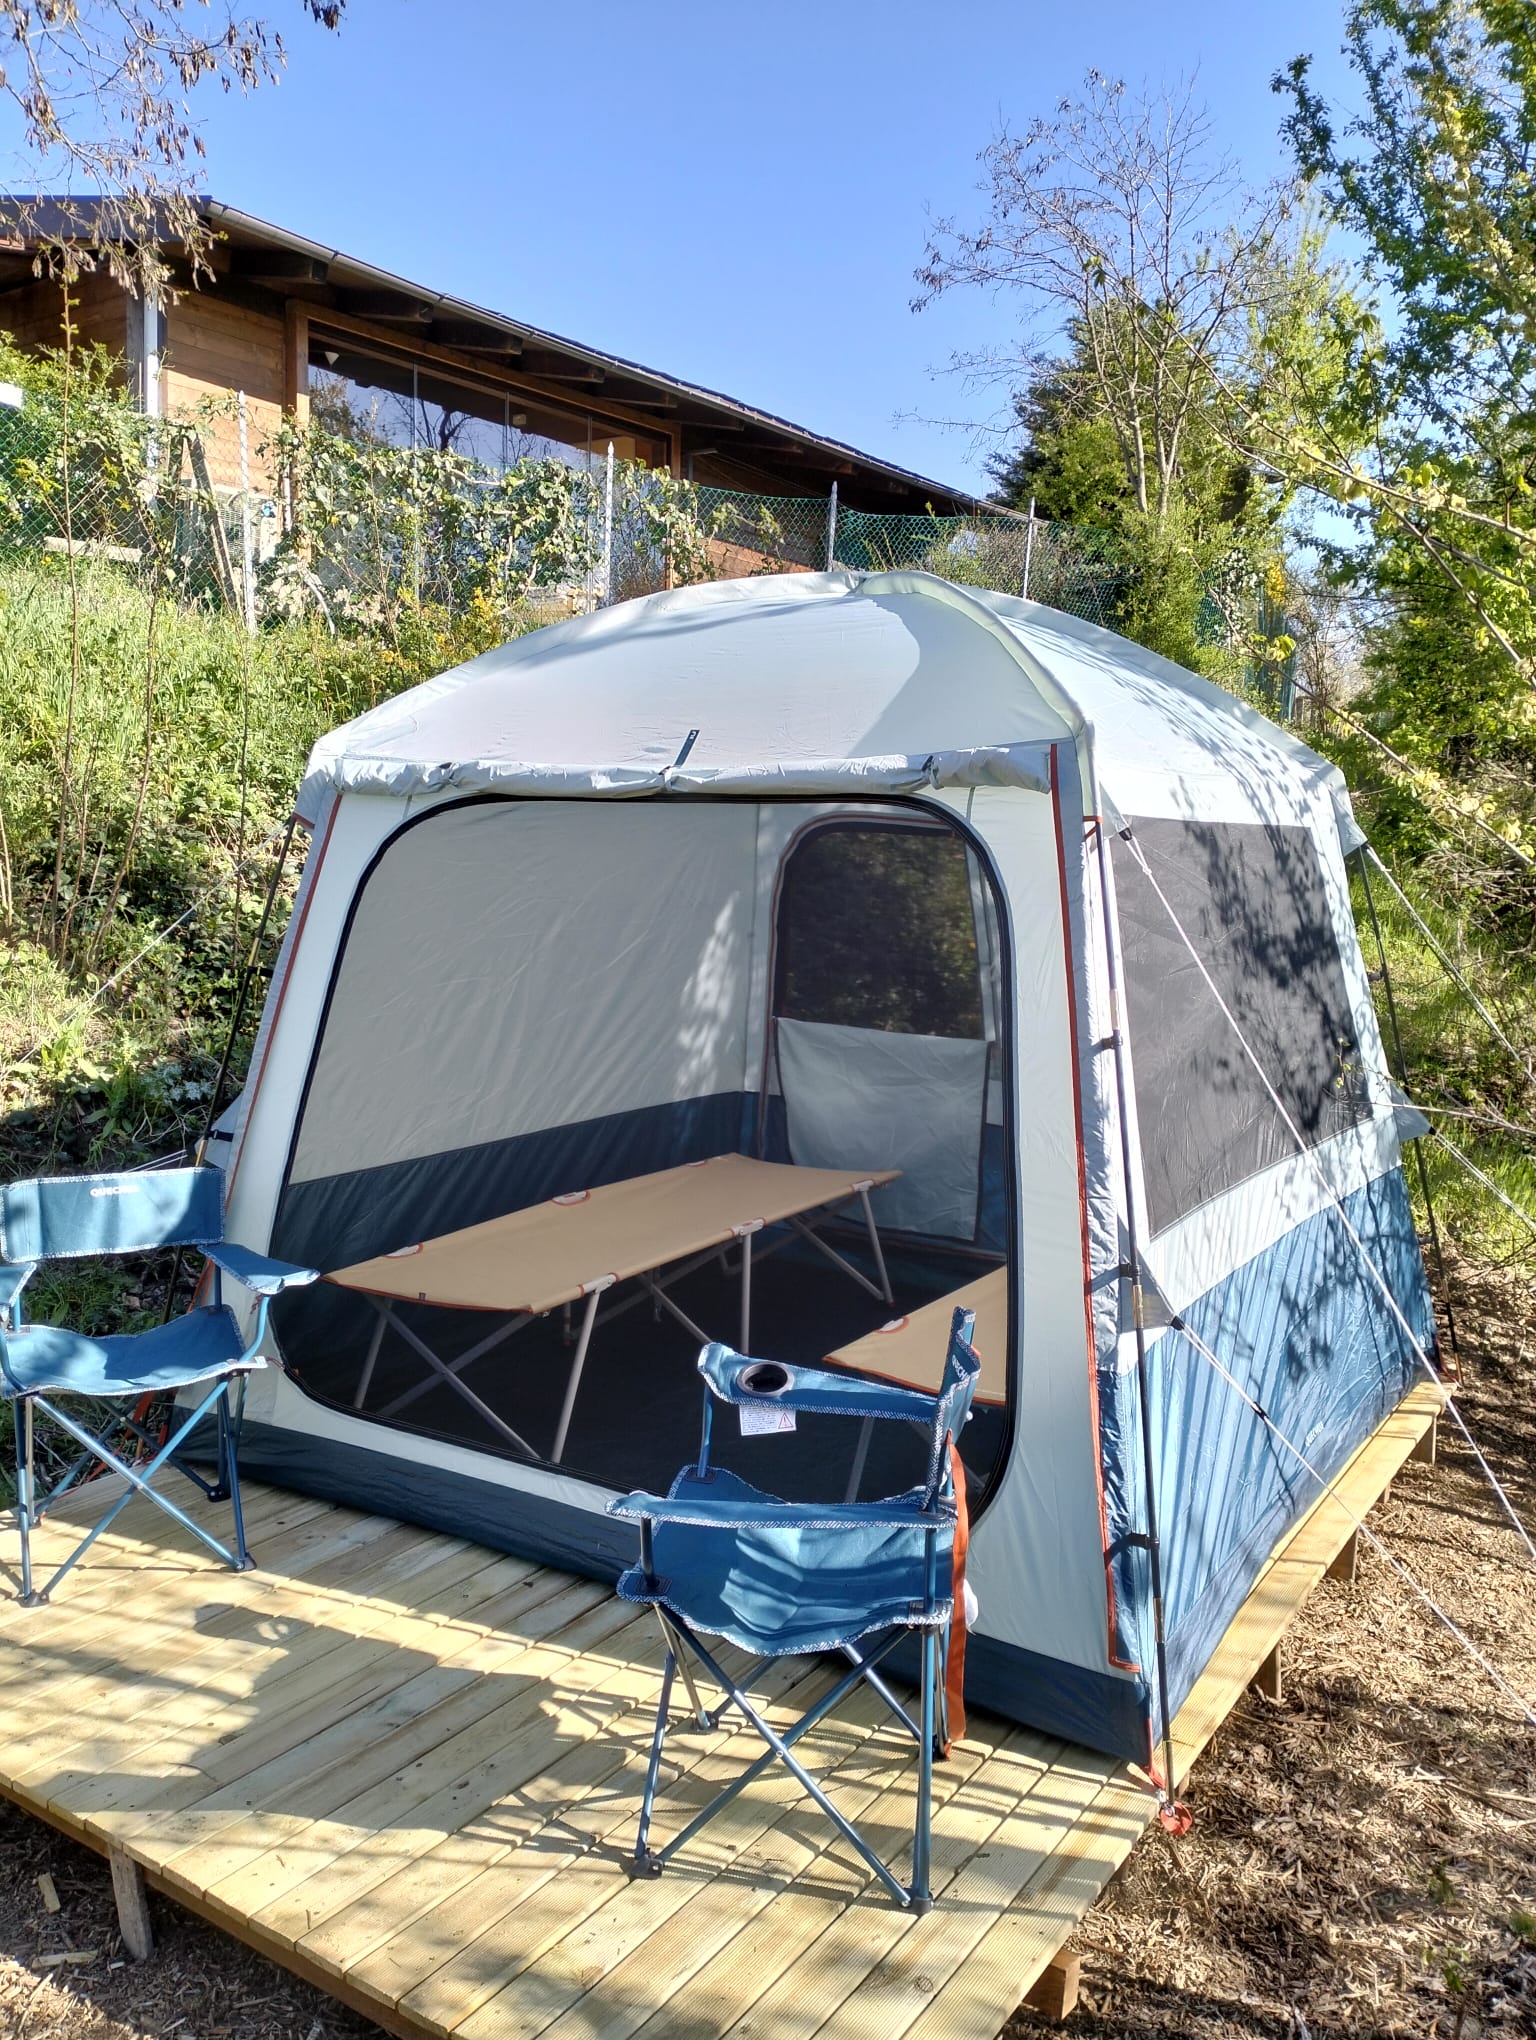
[{"xmin": 217, "ymin": 570, "xmax": 1435, "ymax": 1768}]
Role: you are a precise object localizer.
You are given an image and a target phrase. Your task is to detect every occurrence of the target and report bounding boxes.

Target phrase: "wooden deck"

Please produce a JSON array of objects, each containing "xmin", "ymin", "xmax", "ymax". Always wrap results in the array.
[{"xmin": 0, "ymin": 1383, "xmax": 1441, "ymax": 2040}]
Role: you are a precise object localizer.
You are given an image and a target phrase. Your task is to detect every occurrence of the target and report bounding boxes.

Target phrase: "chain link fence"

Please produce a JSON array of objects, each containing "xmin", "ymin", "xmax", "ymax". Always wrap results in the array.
[{"xmin": 0, "ymin": 386, "xmax": 1292, "ymax": 702}]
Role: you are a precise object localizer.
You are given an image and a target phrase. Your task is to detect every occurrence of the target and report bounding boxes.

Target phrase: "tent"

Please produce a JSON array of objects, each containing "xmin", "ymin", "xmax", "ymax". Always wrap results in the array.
[{"xmin": 216, "ymin": 569, "xmax": 1435, "ymax": 1767}]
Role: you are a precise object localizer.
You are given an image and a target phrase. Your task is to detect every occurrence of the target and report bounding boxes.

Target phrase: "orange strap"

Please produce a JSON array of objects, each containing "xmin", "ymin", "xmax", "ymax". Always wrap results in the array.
[{"xmin": 942, "ymin": 1440, "xmax": 970, "ymax": 1752}]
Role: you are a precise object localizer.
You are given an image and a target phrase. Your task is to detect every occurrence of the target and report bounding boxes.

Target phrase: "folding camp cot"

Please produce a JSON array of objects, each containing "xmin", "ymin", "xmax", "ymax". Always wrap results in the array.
[
  {"xmin": 326, "ymin": 1153, "xmax": 899, "ymax": 1464},
  {"xmin": 826, "ymin": 1263, "xmax": 1008, "ymax": 1402},
  {"xmin": 823, "ymin": 1264, "xmax": 1006, "ymax": 1498}
]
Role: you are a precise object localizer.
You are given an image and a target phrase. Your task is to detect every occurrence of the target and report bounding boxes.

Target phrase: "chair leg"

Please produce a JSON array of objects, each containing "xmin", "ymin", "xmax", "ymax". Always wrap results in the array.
[
  {"xmin": 657, "ymin": 1612, "xmax": 713, "ymax": 1729},
  {"xmin": 13, "ymin": 1399, "xmax": 40, "ymax": 1607},
  {"xmin": 842, "ymin": 1641, "xmax": 922, "ymax": 1743},
  {"xmin": 221, "ymin": 1377, "xmax": 254, "ymax": 1571},
  {"xmin": 661, "ymin": 1622, "xmax": 912, "ymax": 1908},
  {"xmin": 911, "ymin": 1627, "xmax": 936, "ymax": 1912},
  {"xmin": 630, "ymin": 1649, "xmax": 676, "ymax": 1878}
]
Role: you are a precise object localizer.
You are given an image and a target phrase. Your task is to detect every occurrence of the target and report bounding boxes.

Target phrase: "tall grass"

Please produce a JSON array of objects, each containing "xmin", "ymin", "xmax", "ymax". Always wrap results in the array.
[
  {"xmin": 0, "ymin": 559, "xmax": 516, "ymax": 1163},
  {"xmin": 1352, "ymin": 860, "xmax": 1536, "ymax": 1269}
]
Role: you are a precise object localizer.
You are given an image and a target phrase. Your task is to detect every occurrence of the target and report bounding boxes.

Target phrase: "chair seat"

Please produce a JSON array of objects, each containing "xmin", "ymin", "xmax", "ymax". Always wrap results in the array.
[
  {"xmin": 2, "ymin": 1306, "xmax": 258, "ymax": 1398},
  {"xmin": 617, "ymin": 1467, "xmax": 954, "ymax": 1657}
]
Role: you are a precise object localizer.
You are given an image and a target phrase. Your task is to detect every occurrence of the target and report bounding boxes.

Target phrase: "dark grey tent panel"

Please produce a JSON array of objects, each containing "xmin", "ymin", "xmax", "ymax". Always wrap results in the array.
[{"xmin": 1112, "ymin": 818, "xmax": 1372, "ymax": 1235}]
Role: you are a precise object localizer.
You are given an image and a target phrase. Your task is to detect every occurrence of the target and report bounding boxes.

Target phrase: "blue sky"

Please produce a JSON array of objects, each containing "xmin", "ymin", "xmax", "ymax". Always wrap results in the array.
[{"xmin": 4, "ymin": 0, "xmax": 1359, "ymax": 493}]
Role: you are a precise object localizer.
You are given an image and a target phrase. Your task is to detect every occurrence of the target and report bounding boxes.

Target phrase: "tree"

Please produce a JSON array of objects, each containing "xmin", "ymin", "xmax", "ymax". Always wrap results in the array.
[
  {"xmin": 1272, "ymin": 3, "xmax": 1536, "ymax": 692},
  {"xmin": 918, "ymin": 74, "xmax": 1305, "ymax": 671},
  {"xmin": 1, "ymin": 1, "xmax": 346, "ymax": 295},
  {"xmin": 917, "ymin": 74, "xmax": 1294, "ymax": 525}
]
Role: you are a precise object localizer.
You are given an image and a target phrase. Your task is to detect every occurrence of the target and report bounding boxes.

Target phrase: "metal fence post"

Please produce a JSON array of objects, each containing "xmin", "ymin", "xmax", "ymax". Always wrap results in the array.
[
  {"xmin": 237, "ymin": 390, "xmax": 257, "ymax": 634},
  {"xmin": 604, "ymin": 442, "xmax": 615, "ymax": 605},
  {"xmin": 1021, "ymin": 497, "xmax": 1036, "ymax": 600},
  {"xmin": 825, "ymin": 480, "xmax": 838, "ymax": 573}
]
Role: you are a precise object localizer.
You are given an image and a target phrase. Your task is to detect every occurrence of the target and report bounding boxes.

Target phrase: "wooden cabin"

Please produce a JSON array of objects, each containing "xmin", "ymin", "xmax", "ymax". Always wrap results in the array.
[{"xmin": 0, "ymin": 197, "xmax": 974, "ymax": 514}]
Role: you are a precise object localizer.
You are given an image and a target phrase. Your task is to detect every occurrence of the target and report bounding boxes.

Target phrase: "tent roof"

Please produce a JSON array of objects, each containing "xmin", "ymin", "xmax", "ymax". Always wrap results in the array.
[{"xmin": 298, "ymin": 571, "xmax": 1350, "ymax": 829}]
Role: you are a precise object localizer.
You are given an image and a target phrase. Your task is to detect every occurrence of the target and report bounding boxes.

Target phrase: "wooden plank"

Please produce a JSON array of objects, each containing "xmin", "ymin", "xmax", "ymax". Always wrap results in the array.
[
  {"xmin": 385, "ymin": 1657, "xmax": 839, "ymax": 2036},
  {"xmin": 898, "ymin": 1774, "xmax": 1149, "ymax": 2040},
  {"xmin": 444, "ymin": 1676, "xmax": 878, "ymax": 2040},
  {"xmin": 528, "ymin": 1719, "xmax": 1009, "ymax": 2040},
  {"xmin": 67, "ymin": 1573, "xmax": 617, "ymax": 1867},
  {"xmin": 141, "ymin": 1592, "xmax": 645, "ymax": 1904},
  {"xmin": 785, "ymin": 1742, "xmax": 1123, "ymax": 2040},
  {"xmin": 4, "ymin": 1522, "xmax": 515, "ymax": 1831},
  {"xmin": 303, "ymin": 1636, "xmax": 834, "ymax": 1995},
  {"xmin": 669, "ymin": 1732, "xmax": 1086, "ymax": 2040}
]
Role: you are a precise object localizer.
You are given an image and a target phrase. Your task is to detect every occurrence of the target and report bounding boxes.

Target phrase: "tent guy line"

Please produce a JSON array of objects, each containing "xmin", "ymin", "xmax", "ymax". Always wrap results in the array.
[
  {"xmin": 1118, "ymin": 822, "xmax": 1536, "ymax": 1576},
  {"xmin": 1169, "ymin": 1311, "xmax": 1536, "ymax": 1730}
]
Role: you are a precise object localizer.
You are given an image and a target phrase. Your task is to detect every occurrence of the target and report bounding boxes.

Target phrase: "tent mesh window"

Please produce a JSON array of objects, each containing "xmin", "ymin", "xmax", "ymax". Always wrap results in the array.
[
  {"xmin": 772, "ymin": 823, "xmax": 985, "ymax": 1039},
  {"xmin": 1111, "ymin": 818, "xmax": 1371, "ymax": 1236}
]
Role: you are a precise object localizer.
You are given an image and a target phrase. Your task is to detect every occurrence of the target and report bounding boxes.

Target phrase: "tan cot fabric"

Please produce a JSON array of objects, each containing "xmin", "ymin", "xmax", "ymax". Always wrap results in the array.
[
  {"xmin": 825, "ymin": 1264, "xmax": 1008, "ymax": 1404},
  {"xmin": 325, "ymin": 1153, "xmax": 900, "ymax": 1318}
]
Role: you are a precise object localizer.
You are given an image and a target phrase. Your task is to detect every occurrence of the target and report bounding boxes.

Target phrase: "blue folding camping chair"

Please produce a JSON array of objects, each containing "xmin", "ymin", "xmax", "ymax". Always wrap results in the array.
[
  {"xmin": 0, "ymin": 1167, "xmax": 318, "ymax": 1605},
  {"xmin": 609, "ymin": 1305, "xmax": 981, "ymax": 1912}
]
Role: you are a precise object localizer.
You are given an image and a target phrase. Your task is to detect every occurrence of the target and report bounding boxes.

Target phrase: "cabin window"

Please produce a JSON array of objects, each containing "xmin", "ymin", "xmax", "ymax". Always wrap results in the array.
[
  {"xmin": 769, "ymin": 821, "xmax": 999, "ymax": 1245},
  {"xmin": 306, "ymin": 335, "xmax": 667, "ymax": 471}
]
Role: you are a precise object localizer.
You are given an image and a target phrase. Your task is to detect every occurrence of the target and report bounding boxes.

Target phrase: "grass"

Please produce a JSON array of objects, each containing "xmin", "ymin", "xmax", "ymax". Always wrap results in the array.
[{"xmin": 1350, "ymin": 859, "xmax": 1536, "ymax": 1270}]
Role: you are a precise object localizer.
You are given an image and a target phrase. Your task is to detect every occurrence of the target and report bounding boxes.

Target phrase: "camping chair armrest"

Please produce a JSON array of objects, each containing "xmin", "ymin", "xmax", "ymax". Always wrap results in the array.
[
  {"xmin": 0, "ymin": 1262, "xmax": 37, "ymax": 1315},
  {"xmin": 697, "ymin": 1342, "xmax": 938, "ymax": 1424},
  {"xmin": 608, "ymin": 1489, "xmax": 954, "ymax": 1534},
  {"xmin": 202, "ymin": 1244, "xmax": 321, "ymax": 1297}
]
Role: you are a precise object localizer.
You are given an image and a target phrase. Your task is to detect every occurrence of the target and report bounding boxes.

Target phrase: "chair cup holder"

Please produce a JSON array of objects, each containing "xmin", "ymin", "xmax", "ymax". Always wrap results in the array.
[{"xmin": 738, "ymin": 1361, "xmax": 790, "ymax": 1397}]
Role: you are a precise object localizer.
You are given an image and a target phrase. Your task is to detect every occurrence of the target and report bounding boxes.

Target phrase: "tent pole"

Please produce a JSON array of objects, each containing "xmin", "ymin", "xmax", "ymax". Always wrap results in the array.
[
  {"xmin": 1091, "ymin": 818, "xmax": 1182, "ymax": 1815},
  {"xmin": 1355, "ymin": 847, "xmax": 1462, "ymax": 1373}
]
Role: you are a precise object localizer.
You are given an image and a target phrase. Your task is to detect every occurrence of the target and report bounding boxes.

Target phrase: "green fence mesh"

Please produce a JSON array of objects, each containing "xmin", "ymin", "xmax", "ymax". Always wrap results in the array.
[{"xmin": 0, "ymin": 392, "xmax": 1293, "ymax": 711}]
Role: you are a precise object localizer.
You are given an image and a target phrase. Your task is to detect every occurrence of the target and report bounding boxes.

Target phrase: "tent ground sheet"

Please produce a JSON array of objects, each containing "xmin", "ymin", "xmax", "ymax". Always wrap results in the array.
[{"xmin": 0, "ymin": 1383, "xmax": 1440, "ymax": 2040}]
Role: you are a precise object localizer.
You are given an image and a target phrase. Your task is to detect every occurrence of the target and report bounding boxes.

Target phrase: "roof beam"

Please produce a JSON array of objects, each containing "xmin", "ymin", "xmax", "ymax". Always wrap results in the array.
[
  {"xmin": 432, "ymin": 318, "xmax": 523, "ymax": 357},
  {"xmin": 228, "ymin": 247, "xmax": 329, "ymax": 286},
  {"xmin": 734, "ymin": 442, "xmax": 856, "ymax": 473},
  {"xmin": 519, "ymin": 353, "xmax": 605, "ymax": 384},
  {"xmin": 340, "ymin": 288, "xmax": 433, "ymax": 323}
]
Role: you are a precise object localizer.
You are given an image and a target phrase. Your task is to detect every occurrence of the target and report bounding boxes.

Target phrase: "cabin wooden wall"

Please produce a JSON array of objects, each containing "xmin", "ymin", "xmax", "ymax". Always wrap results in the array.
[
  {"xmin": 0, "ymin": 271, "xmax": 132, "ymax": 367},
  {"xmin": 162, "ymin": 291, "xmax": 286, "ymax": 492}
]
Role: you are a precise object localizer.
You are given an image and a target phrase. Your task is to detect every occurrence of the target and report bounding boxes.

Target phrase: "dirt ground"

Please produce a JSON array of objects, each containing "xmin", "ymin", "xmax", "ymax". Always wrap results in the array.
[{"xmin": 0, "ymin": 1254, "xmax": 1531, "ymax": 2040}]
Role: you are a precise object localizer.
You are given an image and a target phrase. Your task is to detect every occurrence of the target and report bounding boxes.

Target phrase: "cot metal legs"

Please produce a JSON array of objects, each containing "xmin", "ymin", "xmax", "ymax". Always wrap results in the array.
[
  {"xmin": 551, "ymin": 1282, "xmax": 610, "ymax": 1465},
  {"xmin": 630, "ymin": 1614, "xmax": 937, "ymax": 1909},
  {"xmin": 356, "ymin": 1299, "xmax": 537, "ymax": 1459},
  {"xmin": 353, "ymin": 1310, "xmax": 388, "ymax": 1408},
  {"xmin": 857, "ymin": 1184, "xmax": 894, "ymax": 1305},
  {"xmin": 786, "ymin": 1204, "xmax": 895, "ymax": 1308}
]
